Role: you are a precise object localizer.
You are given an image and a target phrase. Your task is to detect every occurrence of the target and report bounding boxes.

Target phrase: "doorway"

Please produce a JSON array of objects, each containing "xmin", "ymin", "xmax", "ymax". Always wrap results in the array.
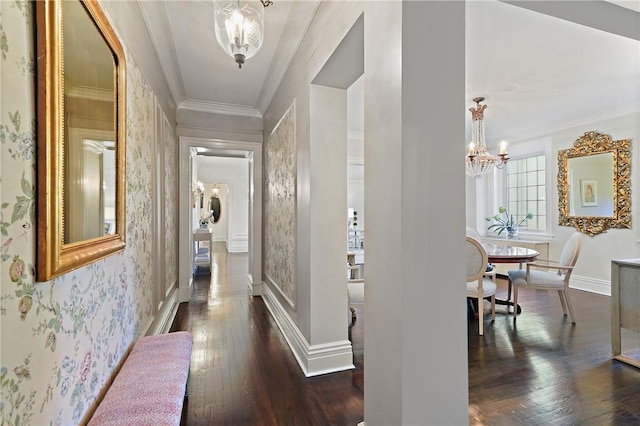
[{"xmin": 178, "ymin": 137, "xmax": 263, "ymax": 302}]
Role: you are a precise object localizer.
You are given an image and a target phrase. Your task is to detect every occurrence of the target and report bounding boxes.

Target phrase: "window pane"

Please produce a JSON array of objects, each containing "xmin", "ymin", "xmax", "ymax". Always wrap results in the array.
[
  {"xmin": 538, "ymin": 200, "xmax": 545, "ymax": 215},
  {"xmin": 538, "ymin": 186, "xmax": 545, "ymax": 199},
  {"xmin": 505, "ymin": 154, "xmax": 546, "ymax": 232}
]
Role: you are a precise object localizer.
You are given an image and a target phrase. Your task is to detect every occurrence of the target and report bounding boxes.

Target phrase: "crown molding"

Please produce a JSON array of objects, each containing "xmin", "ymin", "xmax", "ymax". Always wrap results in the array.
[
  {"xmin": 507, "ymin": 104, "xmax": 640, "ymax": 145},
  {"xmin": 137, "ymin": 0, "xmax": 187, "ymax": 106},
  {"xmin": 179, "ymin": 100, "xmax": 263, "ymax": 118},
  {"xmin": 256, "ymin": 0, "xmax": 321, "ymax": 113}
]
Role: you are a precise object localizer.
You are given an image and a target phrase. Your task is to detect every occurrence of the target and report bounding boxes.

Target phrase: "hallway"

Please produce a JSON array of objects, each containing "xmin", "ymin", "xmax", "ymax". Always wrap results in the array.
[{"xmin": 171, "ymin": 243, "xmax": 365, "ymax": 425}]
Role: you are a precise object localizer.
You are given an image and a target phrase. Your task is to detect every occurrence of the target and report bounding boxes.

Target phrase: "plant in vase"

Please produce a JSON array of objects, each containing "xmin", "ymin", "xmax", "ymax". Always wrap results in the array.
[{"xmin": 486, "ymin": 206, "xmax": 533, "ymax": 239}]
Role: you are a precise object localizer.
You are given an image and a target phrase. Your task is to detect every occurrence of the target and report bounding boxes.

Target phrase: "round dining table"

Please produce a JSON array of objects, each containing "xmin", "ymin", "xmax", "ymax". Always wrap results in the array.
[
  {"xmin": 484, "ymin": 243, "xmax": 539, "ymax": 314},
  {"xmin": 485, "ymin": 243, "xmax": 539, "ymax": 266}
]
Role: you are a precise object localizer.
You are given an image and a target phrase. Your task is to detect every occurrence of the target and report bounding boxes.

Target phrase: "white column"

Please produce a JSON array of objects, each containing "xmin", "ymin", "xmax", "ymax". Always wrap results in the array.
[{"xmin": 364, "ymin": 1, "xmax": 468, "ymax": 424}]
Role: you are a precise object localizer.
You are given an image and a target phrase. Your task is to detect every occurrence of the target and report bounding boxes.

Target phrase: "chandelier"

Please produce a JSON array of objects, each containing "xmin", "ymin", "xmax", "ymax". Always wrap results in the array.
[
  {"xmin": 213, "ymin": 0, "xmax": 273, "ymax": 69},
  {"xmin": 465, "ymin": 97, "xmax": 509, "ymax": 177}
]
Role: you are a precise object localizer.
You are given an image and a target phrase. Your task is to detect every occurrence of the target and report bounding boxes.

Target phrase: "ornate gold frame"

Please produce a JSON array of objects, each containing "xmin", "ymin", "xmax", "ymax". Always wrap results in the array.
[
  {"xmin": 36, "ymin": 0, "xmax": 126, "ymax": 281},
  {"xmin": 558, "ymin": 131, "xmax": 631, "ymax": 236}
]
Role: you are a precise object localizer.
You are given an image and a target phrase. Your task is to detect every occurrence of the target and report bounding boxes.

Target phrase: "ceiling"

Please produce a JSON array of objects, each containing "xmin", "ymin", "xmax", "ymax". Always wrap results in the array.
[{"xmin": 140, "ymin": 0, "xmax": 639, "ymax": 149}]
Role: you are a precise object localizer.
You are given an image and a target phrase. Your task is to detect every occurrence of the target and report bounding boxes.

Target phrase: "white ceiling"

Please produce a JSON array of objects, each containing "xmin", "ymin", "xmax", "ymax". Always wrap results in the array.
[
  {"xmin": 141, "ymin": 0, "xmax": 639, "ymax": 148},
  {"xmin": 466, "ymin": 0, "xmax": 640, "ymax": 146}
]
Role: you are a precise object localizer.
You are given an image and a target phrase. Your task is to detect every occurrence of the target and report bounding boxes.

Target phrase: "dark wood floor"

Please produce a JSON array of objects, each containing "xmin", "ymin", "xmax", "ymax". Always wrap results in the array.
[
  {"xmin": 171, "ymin": 243, "xmax": 364, "ymax": 425},
  {"xmin": 469, "ymin": 277, "xmax": 640, "ymax": 425},
  {"xmin": 172, "ymin": 245, "xmax": 640, "ymax": 425}
]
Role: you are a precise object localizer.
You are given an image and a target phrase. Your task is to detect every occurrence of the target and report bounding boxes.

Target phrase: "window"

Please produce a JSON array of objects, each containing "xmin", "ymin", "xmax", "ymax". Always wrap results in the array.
[{"xmin": 506, "ymin": 154, "xmax": 546, "ymax": 231}]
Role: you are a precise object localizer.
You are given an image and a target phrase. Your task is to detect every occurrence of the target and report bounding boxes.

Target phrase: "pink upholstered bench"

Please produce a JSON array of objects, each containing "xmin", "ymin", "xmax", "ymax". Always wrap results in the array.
[{"xmin": 88, "ymin": 331, "xmax": 193, "ymax": 426}]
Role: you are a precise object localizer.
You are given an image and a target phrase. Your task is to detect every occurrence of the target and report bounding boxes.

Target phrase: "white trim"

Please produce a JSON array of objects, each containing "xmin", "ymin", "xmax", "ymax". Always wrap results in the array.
[
  {"xmin": 261, "ymin": 284, "xmax": 354, "ymax": 377},
  {"xmin": 141, "ymin": 287, "xmax": 180, "ymax": 336},
  {"xmin": 570, "ymin": 274, "xmax": 611, "ymax": 296},
  {"xmin": 264, "ymin": 273, "xmax": 295, "ymax": 309},
  {"xmin": 179, "ymin": 100, "xmax": 262, "ymax": 118},
  {"xmin": 227, "ymin": 233, "xmax": 248, "ymax": 253},
  {"xmin": 248, "ymin": 272, "xmax": 262, "ymax": 296}
]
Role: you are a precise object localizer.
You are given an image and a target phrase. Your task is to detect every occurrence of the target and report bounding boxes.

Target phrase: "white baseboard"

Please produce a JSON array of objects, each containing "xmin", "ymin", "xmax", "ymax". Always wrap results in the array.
[
  {"xmin": 144, "ymin": 287, "xmax": 180, "ymax": 336},
  {"xmin": 179, "ymin": 276, "xmax": 192, "ymax": 303},
  {"xmin": 570, "ymin": 274, "xmax": 611, "ymax": 296},
  {"xmin": 228, "ymin": 237, "xmax": 248, "ymax": 253},
  {"xmin": 248, "ymin": 273, "xmax": 262, "ymax": 296},
  {"xmin": 261, "ymin": 283, "xmax": 354, "ymax": 377}
]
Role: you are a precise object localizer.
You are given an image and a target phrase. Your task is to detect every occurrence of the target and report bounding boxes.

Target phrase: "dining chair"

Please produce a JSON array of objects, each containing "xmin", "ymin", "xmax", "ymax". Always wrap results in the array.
[
  {"xmin": 508, "ymin": 232, "xmax": 582, "ymax": 323},
  {"xmin": 466, "ymin": 236, "xmax": 497, "ymax": 335},
  {"xmin": 466, "ymin": 227, "xmax": 496, "ymax": 280}
]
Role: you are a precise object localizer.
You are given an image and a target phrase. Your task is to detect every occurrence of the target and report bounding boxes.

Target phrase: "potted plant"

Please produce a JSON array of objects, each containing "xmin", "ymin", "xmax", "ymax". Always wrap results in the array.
[{"xmin": 486, "ymin": 206, "xmax": 533, "ymax": 239}]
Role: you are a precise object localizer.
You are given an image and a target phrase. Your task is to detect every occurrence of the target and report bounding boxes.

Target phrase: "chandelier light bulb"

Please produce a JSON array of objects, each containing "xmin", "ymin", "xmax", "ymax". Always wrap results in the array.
[{"xmin": 214, "ymin": 0, "xmax": 267, "ymax": 68}]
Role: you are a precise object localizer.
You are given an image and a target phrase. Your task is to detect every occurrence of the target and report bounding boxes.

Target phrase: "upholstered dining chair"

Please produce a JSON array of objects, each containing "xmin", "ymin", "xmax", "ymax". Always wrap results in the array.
[
  {"xmin": 466, "ymin": 227, "xmax": 496, "ymax": 280},
  {"xmin": 466, "ymin": 236, "xmax": 497, "ymax": 335},
  {"xmin": 508, "ymin": 232, "xmax": 582, "ymax": 323}
]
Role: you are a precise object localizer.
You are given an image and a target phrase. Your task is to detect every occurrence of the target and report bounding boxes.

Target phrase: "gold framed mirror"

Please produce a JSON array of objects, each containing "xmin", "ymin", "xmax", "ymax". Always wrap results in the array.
[
  {"xmin": 558, "ymin": 131, "xmax": 631, "ymax": 236},
  {"xmin": 36, "ymin": 0, "xmax": 126, "ymax": 281}
]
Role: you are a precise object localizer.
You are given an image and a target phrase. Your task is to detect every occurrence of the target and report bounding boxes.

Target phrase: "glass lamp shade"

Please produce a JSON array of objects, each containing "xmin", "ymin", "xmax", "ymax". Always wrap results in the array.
[{"xmin": 214, "ymin": 0, "xmax": 265, "ymax": 68}]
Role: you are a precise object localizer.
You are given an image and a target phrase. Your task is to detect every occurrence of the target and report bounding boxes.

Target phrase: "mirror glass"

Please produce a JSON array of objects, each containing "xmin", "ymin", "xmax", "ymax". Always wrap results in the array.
[
  {"xmin": 567, "ymin": 152, "xmax": 614, "ymax": 218},
  {"xmin": 558, "ymin": 131, "xmax": 631, "ymax": 236},
  {"xmin": 209, "ymin": 194, "xmax": 222, "ymax": 224},
  {"xmin": 64, "ymin": 0, "xmax": 117, "ymax": 242},
  {"xmin": 36, "ymin": 0, "xmax": 126, "ymax": 281}
]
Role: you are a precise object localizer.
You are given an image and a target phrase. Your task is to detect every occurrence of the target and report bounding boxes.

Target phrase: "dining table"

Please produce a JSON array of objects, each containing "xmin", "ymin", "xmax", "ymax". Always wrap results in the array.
[{"xmin": 484, "ymin": 243, "xmax": 540, "ymax": 314}]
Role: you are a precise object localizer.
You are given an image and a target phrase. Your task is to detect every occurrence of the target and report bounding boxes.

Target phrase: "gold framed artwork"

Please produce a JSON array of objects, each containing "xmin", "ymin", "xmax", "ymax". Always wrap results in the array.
[{"xmin": 581, "ymin": 180, "xmax": 598, "ymax": 207}]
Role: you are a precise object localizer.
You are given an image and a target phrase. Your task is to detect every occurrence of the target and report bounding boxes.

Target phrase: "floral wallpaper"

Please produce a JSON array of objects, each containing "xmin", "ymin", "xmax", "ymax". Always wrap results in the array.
[
  {"xmin": 264, "ymin": 102, "xmax": 296, "ymax": 306},
  {"xmin": 164, "ymin": 116, "xmax": 177, "ymax": 292},
  {"xmin": 0, "ymin": 2, "xmax": 174, "ymax": 424}
]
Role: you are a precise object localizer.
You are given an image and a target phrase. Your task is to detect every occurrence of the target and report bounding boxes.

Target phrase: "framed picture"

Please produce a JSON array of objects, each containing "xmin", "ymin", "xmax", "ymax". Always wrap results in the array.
[{"xmin": 581, "ymin": 180, "xmax": 598, "ymax": 207}]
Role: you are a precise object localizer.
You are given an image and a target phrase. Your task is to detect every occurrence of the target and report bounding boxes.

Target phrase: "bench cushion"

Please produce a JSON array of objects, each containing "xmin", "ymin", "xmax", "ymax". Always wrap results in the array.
[{"xmin": 88, "ymin": 331, "xmax": 193, "ymax": 426}]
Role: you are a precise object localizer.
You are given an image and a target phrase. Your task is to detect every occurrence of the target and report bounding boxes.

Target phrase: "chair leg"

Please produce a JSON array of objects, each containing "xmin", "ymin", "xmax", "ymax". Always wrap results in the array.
[
  {"xmin": 478, "ymin": 297, "xmax": 484, "ymax": 335},
  {"xmin": 513, "ymin": 285, "xmax": 519, "ymax": 320},
  {"xmin": 557, "ymin": 290, "xmax": 568, "ymax": 315},
  {"xmin": 563, "ymin": 289, "xmax": 576, "ymax": 324},
  {"xmin": 507, "ymin": 278, "xmax": 512, "ymax": 301},
  {"xmin": 491, "ymin": 294, "xmax": 496, "ymax": 321}
]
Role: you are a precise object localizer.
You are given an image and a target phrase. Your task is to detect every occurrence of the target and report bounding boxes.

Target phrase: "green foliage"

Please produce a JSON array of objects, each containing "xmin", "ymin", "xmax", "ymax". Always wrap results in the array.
[{"xmin": 486, "ymin": 206, "xmax": 533, "ymax": 236}]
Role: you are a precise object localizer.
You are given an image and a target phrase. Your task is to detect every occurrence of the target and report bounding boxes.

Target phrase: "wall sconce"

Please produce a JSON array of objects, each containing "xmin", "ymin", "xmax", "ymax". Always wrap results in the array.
[{"xmin": 192, "ymin": 181, "xmax": 204, "ymax": 208}]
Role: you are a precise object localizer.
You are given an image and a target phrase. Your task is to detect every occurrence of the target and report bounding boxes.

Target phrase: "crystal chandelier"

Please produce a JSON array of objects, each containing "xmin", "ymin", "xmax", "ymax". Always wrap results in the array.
[
  {"xmin": 213, "ymin": 0, "xmax": 273, "ymax": 69},
  {"xmin": 465, "ymin": 97, "xmax": 509, "ymax": 177}
]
